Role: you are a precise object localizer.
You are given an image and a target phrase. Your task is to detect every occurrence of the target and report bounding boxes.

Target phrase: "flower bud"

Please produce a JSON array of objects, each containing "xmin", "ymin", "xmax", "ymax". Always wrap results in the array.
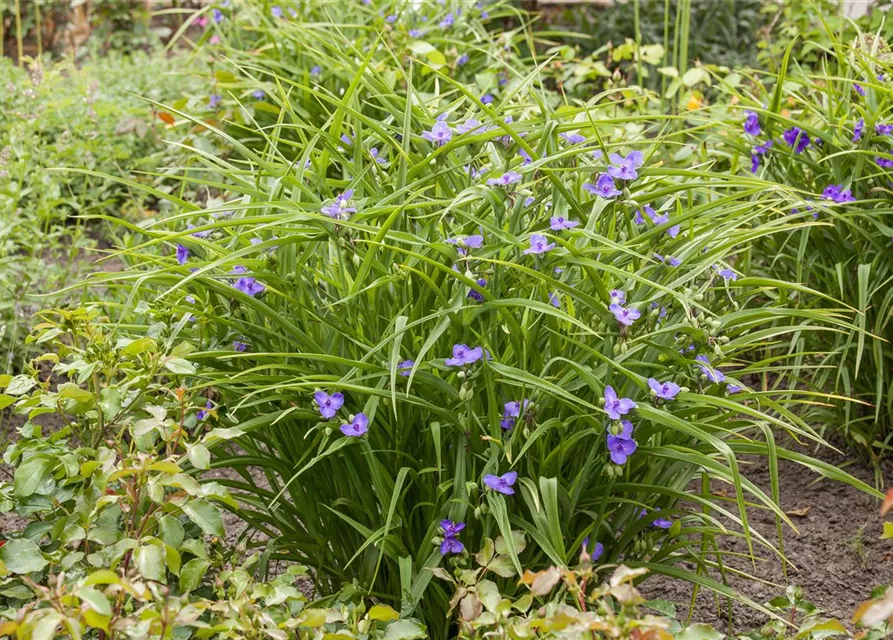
[
  {"xmin": 479, "ymin": 503, "xmax": 489, "ymax": 515},
  {"xmin": 693, "ymin": 293, "xmax": 704, "ymax": 302},
  {"xmin": 713, "ymin": 344, "xmax": 723, "ymax": 357},
  {"xmin": 620, "ymin": 342, "xmax": 629, "ymax": 354},
  {"xmin": 324, "ymin": 427, "xmax": 333, "ymax": 437},
  {"xmin": 473, "ymin": 506, "xmax": 481, "ymax": 519},
  {"xmin": 466, "ymin": 481, "xmax": 478, "ymax": 493},
  {"xmin": 457, "ymin": 370, "xmax": 466, "ymax": 380}
]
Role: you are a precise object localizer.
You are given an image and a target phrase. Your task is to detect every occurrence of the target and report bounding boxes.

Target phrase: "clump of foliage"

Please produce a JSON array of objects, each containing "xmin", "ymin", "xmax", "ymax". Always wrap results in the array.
[
  {"xmin": 705, "ymin": 21, "xmax": 893, "ymax": 469},
  {"xmin": 0, "ymin": 304, "xmax": 430, "ymax": 639},
  {"xmin": 78, "ymin": 2, "xmax": 883, "ymax": 637}
]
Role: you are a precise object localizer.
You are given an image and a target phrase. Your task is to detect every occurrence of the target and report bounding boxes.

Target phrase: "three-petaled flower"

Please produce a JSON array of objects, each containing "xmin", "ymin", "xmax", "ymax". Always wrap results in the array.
[
  {"xmin": 486, "ymin": 171, "xmax": 522, "ymax": 188},
  {"xmin": 422, "ymin": 121, "xmax": 453, "ymax": 146},
  {"xmin": 321, "ymin": 189, "xmax": 358, "ymax": 219},
  {"xmin": 648, "ymin": 378, "xmax": 680, "ymax": 400},
  {"xmin": 340, "ymin": 413, "xmax": 369, "ymax": 437},
  {"xmin": 523, "ymin": 233, "xmax": 555, "ymax": 255},
  {"xmin": 550, "ymin": 216, "xmax": 579, "ymax": 230},
  {"xmin": 604, "ymin": 386, "xmax": 637, "ymax": 420},
  {"xmin": 483, "ymin": 471, "xmax": 518, "ymax": 495},
  {"xmin": 314, "ymin": 391, "xmax": 344, "ymax": 419},
  {"xmin": 445, "ymin": 344, "xmax": 483, "ymax": 367},
  {"xmin": 583, "ymin": 173, "xmax": 622, "ymax": 199}
]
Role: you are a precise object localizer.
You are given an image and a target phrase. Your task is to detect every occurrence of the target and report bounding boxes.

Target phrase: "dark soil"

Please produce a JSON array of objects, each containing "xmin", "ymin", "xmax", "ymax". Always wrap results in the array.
[{"xmin": 639, "ymin": 443, "xmax": 893, "ymax": 633}]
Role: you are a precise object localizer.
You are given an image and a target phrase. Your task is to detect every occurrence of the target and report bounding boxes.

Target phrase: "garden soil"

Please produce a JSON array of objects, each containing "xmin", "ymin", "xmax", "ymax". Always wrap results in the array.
[{"xmin": 640, "ymin": 443, "xmax": 893, "ymax": 633}]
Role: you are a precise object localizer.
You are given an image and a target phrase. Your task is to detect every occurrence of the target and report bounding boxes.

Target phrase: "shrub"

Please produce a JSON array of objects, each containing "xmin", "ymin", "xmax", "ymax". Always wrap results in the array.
[{"xmin": 88, "ymin": 3, "xmax": 886, "ymax": 636}]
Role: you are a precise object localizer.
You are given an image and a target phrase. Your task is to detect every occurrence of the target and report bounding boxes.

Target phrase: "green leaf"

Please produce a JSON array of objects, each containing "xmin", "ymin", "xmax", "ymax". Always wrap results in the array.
[
  {"xmin": 881, "ymin": 522, "xmax": 893, "ymax": 539},
  {"xmin": 383, "ymin": 619, "xmax": 427, "ymax": 640},
  {"xmin": 677, "ymin": 624, "xmax": 725, "ymax": 640},
  {"xmin": 0, "ymin": 539, "xmax": 48, "ymax": 574},
  {"xmin": 181, "ymin": 499, "xmax": 224, "ymax": 536},
  {"xmin": 75, "ymin": 586, "xmax": 112, "ymax": 617},
  {"xmin": 180, "ymin": 558, "xmax": 210, "ymax": 593},
  {"xmin": 135, "ymin": 545, "xmax": 165, "ymax": 581},
  {"xmin": 368, "ymin": 605, "xmax": 400, "ymax": 622},
  {"xmin": 163, "ymin": 357, "xmax": 196, "ymax": 375},
  {"xmin": 188, "ymin": 444, "xmax": 211, "ymax": 470},
  {"xmin": 14, "ymin": 457, "xmax": 54, "ymax": 498}
]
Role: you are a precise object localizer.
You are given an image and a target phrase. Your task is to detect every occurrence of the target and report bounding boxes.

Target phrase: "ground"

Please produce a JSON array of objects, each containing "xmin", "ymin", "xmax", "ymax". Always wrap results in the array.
[{"xmin": 640, "ymin": 443, "xmax": 893, "ymax": 632}]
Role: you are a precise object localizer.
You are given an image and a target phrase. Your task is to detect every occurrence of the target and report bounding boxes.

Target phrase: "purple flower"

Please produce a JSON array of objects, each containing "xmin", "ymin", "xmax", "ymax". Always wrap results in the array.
[
  {"xmin": 743, "ymin": 111, "xmax": 761, "ymax": 136},
  {"xmin": 500, "ymin": 400, "xmax": 527, "ymax": 430},
  {"xmin": 877, "ymin": 123, "xmax": 893, "ymax": 136},
  {"xmin": 561, "ymin": 132, "xmax": 586, "ymax": 144},
  {"xmin": 422, "ymin": 121, "xmax": 453, "ymax": 146},
  {"xmin": 314, "ymin": 391, "xmax": 344, "ymax": 419},
  {"xmin": 397, "ymin": 360, "xmax": 414, "ymax": 376},
  {"xmin": 212, "ymin": 8, "xmax": 223, "ymax": 23},
  {"xmin": 467, "ymin": 278, "xmax": 487, "ymax": 302},
  {"xmin": 582, "ymin": 537, "xmax": 604, "ymax": 561},
  {"xmin": 447, "ymin": 234, "xmax": 484, "ymax": 256},
  {"xmin": 854, "ymin": 118, "xmax": 865, "ymax": 143},
  {"xmin": 727, "ymin": 384, "xmax": 743, "ymax": 394},
  {"xmin": 878, "ymin": 157, "xmax": 893, "ymax": 169},
  {"xmin": 340, "ymin": 413, "xmax": 369, "ymax": 437},
  {"xmin": 754, "ymin": 140, "xmax": 773, "ymax": 155},
  {"xmin": 310, "ymin": 65, "xmax": 321, "ymax": 76},
  {"xmin": 617, "ymin": 419, "xmax": 634, "ymax": 439},
  {"xmin": 321, "ymin": 189, "xmax": 358, "ymax": 219},
  {"xmin": 648, "ymin": 378, "xmax": 680, "ymax": 400},
  {"xmin": 855, "ymin": 83, "xmax": 866, "ymax": 97},
  {"xmin": 445, "ymin": 344, "xmax": 483, "ymax": 367},
  {"xmin": 439, "ymin": 12, "xmax": 455, "ymax": 28},
  {"xmin": 196, "ymin": 400, "xmax": 213, "ymax": 421},
  {"xmin": 783, "ymin": 127, "xmax": 810, "ymax": 153},
  {"xmin": 208, "ymin": 94, "xmax": 222, "ymax": 108},
  {"xmin": 667, "ymin": 256, "xmax": 681, "ymax": 267},
  {"xmin": 523, "ymin": 233, "xmax": 555, "ymax": 255},
  {"xmin": 524, "ymin": 196, "xmax": 535, "ymax": 206},
  {"xmin": 607, "ymin": 151, "xmax": 644, "ymax": 181},
  {"xmin": 271, "ymin": 5, "xmax": 283, "ymax": 18},
  {"xmin": 483, "ymin": 471, "xmax": 518, "ymax": 495},
  {"xmin": 549, "ymin": 291, "xmax": 560, "ymax": 308},
  {"xmin": 650, "ymin": 511, "xmax": 673, "ymax": 529},
  {"xmin": 456, "ymin": 118, "xmax": 482, "ymax": 134},
  {"xmin": 252, "ymin": 89, "xmax": 265, "ymax": 99},
  {"xmin": 457, "ymin": 53, "xmax": 470, "ymax": 66},
  {"xmin": 607, "ymin": 433, "xmax": 637, "ymax": 465},
  {"xmin": 604, "ymin": 385, "xmax": 637, "ymax": 420},
  {"xmin": 385, "ymin": 13, "xmax": 398, "ymax": 23},
  {"xmin": 233, "ymin": 341, "xmax": 248, "ymax": 352},
  {"xmin": 822, "ymin": 184, "xmax": 855, "ymax": 204},
  {"xmin": 480, "ymin": 93, "xmax": 495, "ymax": 105},
  {"xmin": 609, "ymin": 289, "xmax": 626, "ymax": 306},
  {"xmin": 486, "ymin": 171, "xmax": 522, "ymax": 187},
  {"xmin": 176, "ymin": 244, "xmax": 189, "ymax": 265},
  {"xmin": 440, "ymin": 536, "xmax": 465, "ymax": 555},
  {"xmin": 609, "ymin": 303, "xmax": 641, "ymax": 327},
  {"xmin": 750, "ymin": 155, "xmax": 760, "ymax": 173},
  {"xmin": 441, "ymin": 519, "xmax": 465, "ymax": 536},
  {"xmin": 518, "ymin": 149, "xmax": 532, "ymax": 165},
  {"xmin": 583, "ymin": 173, "xmax": 622, "ymax": 199},
  {"xmin": 633, "ymin": 208, "xmax": 648, "ymax": 225},
  {"xmin": 233, "ymin": 277, "xmax": 265, "ymax": 297},
  {"xmin": 695, "ymin": 355, "xmax": 725, "ymax": 383},
  {"xmin": 550, "ymin": 216, "xmax": 579, "ymax": 230}
]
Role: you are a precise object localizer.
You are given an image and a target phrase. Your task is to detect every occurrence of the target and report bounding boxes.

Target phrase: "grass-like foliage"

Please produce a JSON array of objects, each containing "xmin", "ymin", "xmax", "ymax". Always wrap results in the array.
[
  {"xmin": 72, "ymin": 1, "xmax": 883, "ymax": 635},
  {"xmin": 704, "ymin": 22, "xmax": 893, "ymax": 471}
]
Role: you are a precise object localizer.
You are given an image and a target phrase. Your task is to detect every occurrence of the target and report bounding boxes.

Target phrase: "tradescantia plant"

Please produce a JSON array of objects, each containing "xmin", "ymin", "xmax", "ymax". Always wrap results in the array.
[
  {"xmin": 77, "ymin": 2, "xmax": 882, "ymax": 637},
  {"xmin": 704, "ymin": 26, "xmax": 893, "ymax": 470}
]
